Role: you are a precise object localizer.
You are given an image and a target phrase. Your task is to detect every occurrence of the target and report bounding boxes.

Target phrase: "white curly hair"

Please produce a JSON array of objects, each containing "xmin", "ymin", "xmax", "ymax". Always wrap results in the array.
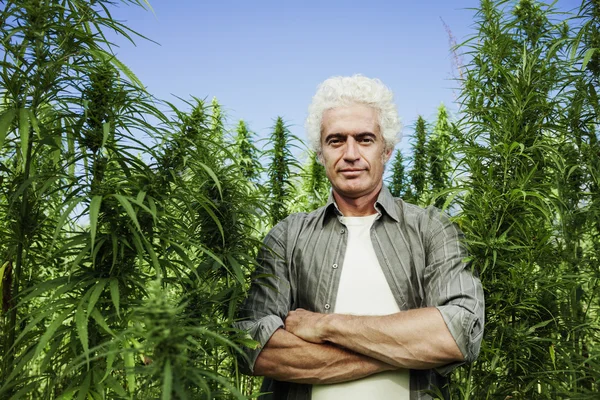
[{"xmin": 305, "ymin": 74, "xmax": 402, "ymax": 154}]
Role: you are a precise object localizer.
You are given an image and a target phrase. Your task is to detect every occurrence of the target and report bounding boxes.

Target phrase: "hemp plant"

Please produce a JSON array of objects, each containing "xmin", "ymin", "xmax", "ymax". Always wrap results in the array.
[
  {"xmin": 448, "ymin": 0, "xmax": 599, "ymax": 398},
  {"xmin": 265, "ymin": 117, "xmax": 300, "ymax": 226}
]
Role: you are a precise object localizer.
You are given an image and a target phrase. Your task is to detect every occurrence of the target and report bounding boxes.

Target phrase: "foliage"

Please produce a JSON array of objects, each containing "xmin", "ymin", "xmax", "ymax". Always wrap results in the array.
[
  {"xmin": 0, "ymin": 1, "xmax": 261, "ymax": 399},
  {"xmin": 427, "ymin": 104, "xmax": 453, "ymax": 208},
  {"xmin": 289, "ymin": 151, "xmax": 330, "ymax": 213},
  {"xmin": 407, "ymin": 116, "xmax": 428, "ymax": 204},
  {"xmin": 265, "ymin": 117, "xmax": 300, "ymax": 226},
  {"xmin": 234, "ymin": 120, "xmax": 262, "ymax": 182},
  {"xmin": 1, "ymin": 0, "xmax": 598, "ymax": 399},
  {"xmin": 387, "ymin": 150, "xmax": 411, "ymax": 199},
  {"xmin": 448, "ymin": 0, "xmax": 599, "ymax": 398}
]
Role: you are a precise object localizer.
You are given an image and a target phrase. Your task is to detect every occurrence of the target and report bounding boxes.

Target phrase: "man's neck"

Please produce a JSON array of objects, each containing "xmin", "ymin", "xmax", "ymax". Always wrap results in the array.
[{"xmin": 333, "ymin": 186, "xmax": 381, "ymax": 217}]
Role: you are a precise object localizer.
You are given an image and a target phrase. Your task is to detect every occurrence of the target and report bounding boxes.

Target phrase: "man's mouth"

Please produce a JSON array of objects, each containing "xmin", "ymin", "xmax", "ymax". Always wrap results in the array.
[{"xmin": 339, "ymin": 169, "xmax": 364, "ymax": 176}]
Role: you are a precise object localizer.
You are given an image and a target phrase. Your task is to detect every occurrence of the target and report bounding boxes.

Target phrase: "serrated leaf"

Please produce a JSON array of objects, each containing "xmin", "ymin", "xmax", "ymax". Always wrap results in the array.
[
  {"xmin": 109, "ymin": 55, "xmax": 145, "ymax": 90},
  {"xmin": 0, "ymin": 108, "xmax": 16, "ymax": 149},
  {"xmin": 90, "ymin": 308, "xmax": 115, "ymax": 336},
  {"xmin": 87, "ymin": 280, "xmax": 108, "ymax": 316}
]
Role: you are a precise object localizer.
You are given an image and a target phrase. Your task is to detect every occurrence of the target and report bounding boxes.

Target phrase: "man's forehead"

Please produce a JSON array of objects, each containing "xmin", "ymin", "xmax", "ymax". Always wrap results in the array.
[{"xmin": 321, "ymin": 107, "xmax": 380, "ymax": 135}]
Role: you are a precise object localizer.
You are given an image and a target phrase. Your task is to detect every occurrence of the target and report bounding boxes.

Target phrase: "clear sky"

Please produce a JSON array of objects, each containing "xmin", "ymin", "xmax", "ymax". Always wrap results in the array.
[{"xmin": 106, "ymin": 0, "xmax": 581, "ymax": 159}]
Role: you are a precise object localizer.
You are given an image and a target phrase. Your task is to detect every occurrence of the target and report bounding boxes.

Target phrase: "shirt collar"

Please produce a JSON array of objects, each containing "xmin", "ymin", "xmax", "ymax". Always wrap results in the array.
[{"xmin": 318, "ymin": 185, "xmax": 400, "ymax": 228}]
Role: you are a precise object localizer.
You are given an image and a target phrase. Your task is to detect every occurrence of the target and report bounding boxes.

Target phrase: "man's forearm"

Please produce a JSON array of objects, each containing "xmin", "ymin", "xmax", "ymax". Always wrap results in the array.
[
  {"xmin": 253, "ymin": 328, "xmax": 397, "ymax": 384},
  {"xmin": 321, "ymin": 307, "xmax": 464, "ymax": 369},
  {"xmin": 286, "ymin": 307, "xmax": 465, "ymax": 370}
]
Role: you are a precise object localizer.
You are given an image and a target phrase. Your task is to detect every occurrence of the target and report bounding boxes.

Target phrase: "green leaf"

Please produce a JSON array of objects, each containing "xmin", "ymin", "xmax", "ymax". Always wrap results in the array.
[
  {"xmin": 33, "ymin": 309, "xmax": 71, "ymax": 360},
  {"xmin": 89, "ymin": 308, "xmax": 115, "ymax": 336},
  {"xmin": 109, "ymin": 278, "xmax": 120, "ymax": 318},
  {"xmin": 237, "ymin": 335, "xmax": 260, "ymax": 350},
  {"xmin": 198, "ymin": 161, "xmax": 222, "ymax": 198},
  {"xmin": 0, "ymin": 261, "xmax": 8, "ymax": 311},
  {"xmin": 102, "ymin": 121, "xmax": 110, "ymax": 148},
  {"xmin": 27, "ymin": 109, "xmax": 40, "ymax": 136},
  {"xmin": 123, "ymin": 344, "xmax": 136, "ymax": 395},
  {"xmin": 87, "ymin": 280, "xmax": 108, "ymax": 316},
  {"xmin": 100, "ymin": 343, "xmax": 118, "ymax": 383},
  {"xmin": 76, "ymin": 372, "xmax": 91, "ymax": 400},
  {"xmin": 226, "ymin": 254, "xmax": 245, "ymax": 285},
  {"xmin": 581, "ymin": 48, "xmax": 597, "ymax": 72},
  {"xmin": 113, "ymin": 194, "xmax": 141, "ymax": 232},
  {"xmin": 88, "ymin": 48, "xmax": 145, "ymax": 89},
  {"xmin": 89, "ymin": 195, "xmax": 103, "ymax": 253},
  {"xmin": 0, "ymin": 108, "xmax": 16, "ymax": 149},
  {"xmin": 102, "ymin": 373, "xmax": 128, "ymax": 397},
  {"xmin": 75, "ymin": 305, "xmax": 90, "ymax": 367},
  {"xmin": 526, "ymin": 319, "xmax": 553, "ymax": 334},
  {"xmin": 161, "ymin": 359, "xmax": 173, "ymax": 400},
  {"xmin": 19, "ymin": 108, "xmax": 30, "ymax": 171}
]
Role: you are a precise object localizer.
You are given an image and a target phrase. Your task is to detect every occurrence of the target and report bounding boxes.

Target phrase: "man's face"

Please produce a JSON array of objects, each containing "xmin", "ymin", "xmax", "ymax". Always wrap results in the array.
[{"xmin": 319, "ymin": 104, "xmax": 392, "ymax": 200}]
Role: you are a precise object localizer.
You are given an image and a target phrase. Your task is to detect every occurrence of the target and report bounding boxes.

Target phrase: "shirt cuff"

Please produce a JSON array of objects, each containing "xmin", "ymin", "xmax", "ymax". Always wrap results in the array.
[
  {"xmin": 234, "ymin": 314, "xmax": 285, "ymax": 374},
  {"xmin": 435, "ymin": 304, "xmax": 484, "ymax": 376}
]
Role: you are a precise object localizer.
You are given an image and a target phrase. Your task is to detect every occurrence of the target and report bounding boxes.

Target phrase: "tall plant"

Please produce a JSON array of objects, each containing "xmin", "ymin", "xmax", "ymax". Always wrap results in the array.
[
  {"xmin": 0, "ymin": 1, "xmax": 256, "ymax": 399},
  {"xmin": 407, "ymin": 116, "xmax": 428, "ymax": 204},
  {"xmin": 234, "ymin": 120, "xmax": 261, "ymax": 182},
  {"xmin": 387, "ymin": 150, "xmax": 411, "ymax": 199},
  {"xmin": 292, "ymin": 151, "xmax": 330, "ymax": 212},
  {"xmin": 427, "ymin": 104, "xmax": 453, "ymax": 208},
  {"xmin": 265, "ymin": 117, "xmax": 299, "ymax": 226},
  {"xmin": 450, "ymin": 0, "xmax": 598, "ymax": 398}
]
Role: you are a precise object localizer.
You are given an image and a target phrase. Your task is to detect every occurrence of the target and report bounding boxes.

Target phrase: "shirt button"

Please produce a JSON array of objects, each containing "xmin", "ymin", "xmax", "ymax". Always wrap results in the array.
[
  {"xmin": 324, "ymin": 303, "xmax": 331, "ymax": 310},
  {"xmin": 332, "ymin": 263, "xmax": 338, "ymax": 269},
  {"xmin": 340, "ymin": 228, "xmax": 345, "ymax": 234}
]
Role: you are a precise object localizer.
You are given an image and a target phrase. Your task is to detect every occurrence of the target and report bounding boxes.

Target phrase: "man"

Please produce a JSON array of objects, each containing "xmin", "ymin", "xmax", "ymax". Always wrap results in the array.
[{"xmin": 236, "ymin": 75, "xmax": 484, "ymax": 400}]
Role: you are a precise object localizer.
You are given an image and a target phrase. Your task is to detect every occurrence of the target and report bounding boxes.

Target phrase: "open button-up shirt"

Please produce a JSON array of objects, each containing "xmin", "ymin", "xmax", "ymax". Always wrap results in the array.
[{"xmin": 236, "ymin": 186, "xmax": 485, "ymax": 399}]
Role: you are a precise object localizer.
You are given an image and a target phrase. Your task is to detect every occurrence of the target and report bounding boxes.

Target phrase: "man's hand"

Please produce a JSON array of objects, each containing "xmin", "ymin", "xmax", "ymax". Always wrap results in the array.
[{"xmin": 284, "ymin": 308, "xmax": 329, "ymax": 344}]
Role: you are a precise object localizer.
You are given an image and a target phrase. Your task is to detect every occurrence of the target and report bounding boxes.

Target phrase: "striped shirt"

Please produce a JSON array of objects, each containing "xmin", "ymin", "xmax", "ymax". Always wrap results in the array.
[{"xmin": 235, "ymin": 186, "xmax": 484, "ymax": 400}]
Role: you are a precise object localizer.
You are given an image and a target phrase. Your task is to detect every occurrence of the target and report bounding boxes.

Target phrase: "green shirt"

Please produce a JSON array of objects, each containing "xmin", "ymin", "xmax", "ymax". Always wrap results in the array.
[{"xmin": 236, "ymin": 186, "xmax": 484, "ymax": 399}]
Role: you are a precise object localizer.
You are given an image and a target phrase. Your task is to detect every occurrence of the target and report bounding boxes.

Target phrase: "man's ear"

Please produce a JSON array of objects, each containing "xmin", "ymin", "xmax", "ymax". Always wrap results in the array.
[{"xmin": 384, "ymin": 148, "xmax": 393, "ymax": 163}]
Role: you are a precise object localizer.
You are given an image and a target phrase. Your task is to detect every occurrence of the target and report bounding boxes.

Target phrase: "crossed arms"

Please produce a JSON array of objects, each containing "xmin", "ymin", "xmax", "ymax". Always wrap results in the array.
[{"xmin": 253, "ymin": 307, "xmax": 464, "ymax": 384}]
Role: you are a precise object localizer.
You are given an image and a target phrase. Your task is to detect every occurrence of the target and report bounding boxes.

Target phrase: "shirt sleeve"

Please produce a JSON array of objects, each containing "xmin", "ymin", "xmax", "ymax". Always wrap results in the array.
[
  {"xmin": 233, "ymin": 217, "xmax": 293, "ymax": 375},
  {"xmin": 422, "ymin": 206, "xmax": 485, "ymax": 376}
]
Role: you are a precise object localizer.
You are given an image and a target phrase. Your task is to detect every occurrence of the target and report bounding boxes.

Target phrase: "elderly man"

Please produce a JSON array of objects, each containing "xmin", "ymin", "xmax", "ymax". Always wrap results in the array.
[{"xmin": 236, "ymin": 75, "xmax": 484, "ymax": 400}]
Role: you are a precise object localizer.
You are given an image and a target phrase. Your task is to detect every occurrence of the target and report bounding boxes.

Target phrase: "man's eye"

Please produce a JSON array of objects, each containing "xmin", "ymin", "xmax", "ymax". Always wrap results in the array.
[{"xmin": 360, "ymin": 137, "xmax": 374, "ymax": 143}]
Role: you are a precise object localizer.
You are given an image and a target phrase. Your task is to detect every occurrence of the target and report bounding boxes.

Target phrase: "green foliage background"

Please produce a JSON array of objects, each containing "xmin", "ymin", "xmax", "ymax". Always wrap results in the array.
[{"xmin": 0, "ymin": 0, "xmax": 598, "ymax": 399}]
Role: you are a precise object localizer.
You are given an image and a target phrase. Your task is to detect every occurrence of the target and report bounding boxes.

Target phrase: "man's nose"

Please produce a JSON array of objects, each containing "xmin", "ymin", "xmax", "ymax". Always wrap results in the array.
[{"xmin": 343, "ymin": 137, "xmax": 360, "ymax": 161}]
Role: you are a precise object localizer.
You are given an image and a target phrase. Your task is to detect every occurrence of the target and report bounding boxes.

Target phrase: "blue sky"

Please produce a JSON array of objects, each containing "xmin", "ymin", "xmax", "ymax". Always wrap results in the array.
[{"xmin": 107, "ymin": 0, "xmax": 581, "ymax": 159}]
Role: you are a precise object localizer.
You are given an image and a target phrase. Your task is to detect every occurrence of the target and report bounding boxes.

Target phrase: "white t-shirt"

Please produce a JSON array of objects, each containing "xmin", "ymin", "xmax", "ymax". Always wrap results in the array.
[{"xmin": 311, "ymin": 214, "xmax": 410, "ymax": 400}]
